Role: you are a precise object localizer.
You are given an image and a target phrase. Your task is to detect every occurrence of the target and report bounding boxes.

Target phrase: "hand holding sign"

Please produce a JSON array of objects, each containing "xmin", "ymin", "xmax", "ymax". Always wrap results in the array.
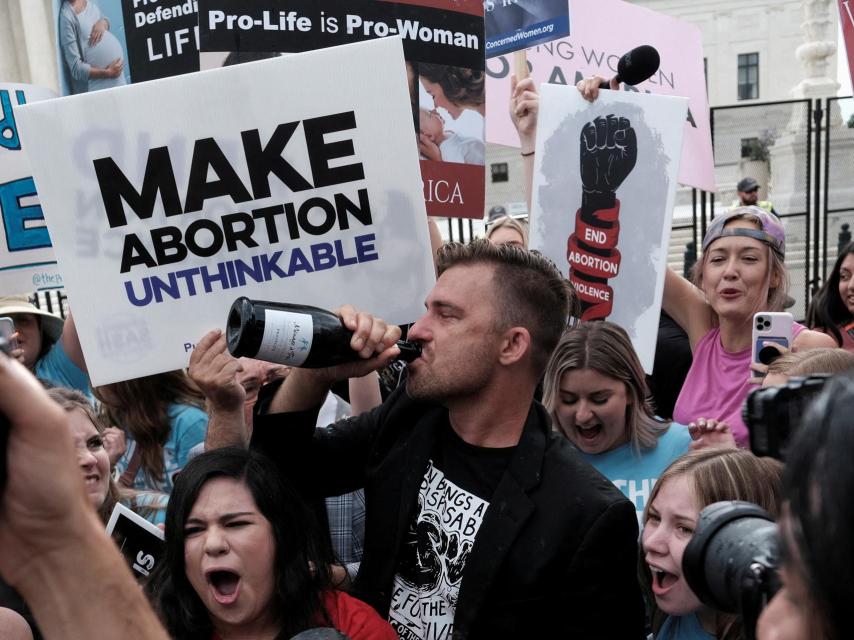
[{"xmin": 509, "ymin": 75, "xmax": 539, "ymax": 154}]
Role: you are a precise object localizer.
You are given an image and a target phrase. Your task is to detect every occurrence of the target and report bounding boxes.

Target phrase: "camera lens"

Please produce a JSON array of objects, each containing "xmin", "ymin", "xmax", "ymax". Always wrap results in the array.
[{"xmin": 683, "ymin": 501, "xmax": 779, "ymax": 616}]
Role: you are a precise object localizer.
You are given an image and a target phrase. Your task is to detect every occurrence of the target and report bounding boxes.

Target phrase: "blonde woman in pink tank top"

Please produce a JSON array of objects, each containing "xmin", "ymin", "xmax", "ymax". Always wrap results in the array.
[{"xmin": 663, "ymin": 208, "xmax": 834, "ymax": 447}]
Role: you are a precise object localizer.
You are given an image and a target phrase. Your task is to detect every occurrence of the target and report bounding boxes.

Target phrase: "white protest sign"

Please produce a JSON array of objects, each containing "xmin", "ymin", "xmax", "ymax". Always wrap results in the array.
[
  {"xmin": 0, "ymin": 84, "xmax": 63, "ymax": 295},
  {"xmin": 18, "ymin": 37, "xmax": 434, "ymax": 386},
  {"xmin": 531, "ymin": 84, "xmax": 687, "ymax": 372}
]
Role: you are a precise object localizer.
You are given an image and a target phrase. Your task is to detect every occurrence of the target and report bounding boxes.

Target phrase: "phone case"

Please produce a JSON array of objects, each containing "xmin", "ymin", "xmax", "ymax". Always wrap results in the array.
[{"xmin": 752, "ymin": 312, "xmax": 794, "ymax": 368}]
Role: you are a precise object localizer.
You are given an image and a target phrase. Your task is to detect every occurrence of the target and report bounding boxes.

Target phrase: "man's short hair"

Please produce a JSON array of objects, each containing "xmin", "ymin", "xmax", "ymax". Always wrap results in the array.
[{"xmin": 437, "ymin": 240, "xmax": 572, "ymax": 372}]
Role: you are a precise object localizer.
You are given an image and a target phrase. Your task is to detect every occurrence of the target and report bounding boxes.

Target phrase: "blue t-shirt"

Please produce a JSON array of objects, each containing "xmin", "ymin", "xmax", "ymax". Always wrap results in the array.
[
  {"xmin": 35, "ymin": 340, "xmax": 91, "ymax": 398},
  {"xmin": 579, "ymin": 423, "xmax": 691, "ymax": 523},
  {"xmin": 656, "ymin": 613, "xmax": 715, "ymax": 639},
  {"xmin": 121, "ymin": 492, "xmax": 169, "ymax": 527},
  {"xmin": 115, "ymin": 403, "xmax": 208, "ymax": 494}
]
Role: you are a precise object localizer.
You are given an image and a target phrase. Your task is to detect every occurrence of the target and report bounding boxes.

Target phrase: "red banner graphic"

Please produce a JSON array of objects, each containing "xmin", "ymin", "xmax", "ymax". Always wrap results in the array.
[{"xmin": 840, "ymin": 1, "xmax": 854, "ymax": 89}]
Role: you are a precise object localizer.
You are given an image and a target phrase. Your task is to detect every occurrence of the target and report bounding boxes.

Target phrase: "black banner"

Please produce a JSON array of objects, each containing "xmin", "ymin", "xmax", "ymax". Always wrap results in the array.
[
  {"xmin": 122, "ymin": 0, "xmax": 200, "ymax": 82},
  {"xmin": 198, "ymin": 0, "xmax": 484, "ymax": 69}
]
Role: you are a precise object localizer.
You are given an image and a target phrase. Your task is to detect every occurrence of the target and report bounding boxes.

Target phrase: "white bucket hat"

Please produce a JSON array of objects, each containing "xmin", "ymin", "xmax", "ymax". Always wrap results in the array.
[{"xmin": 0, "ymin": 295, "xmax": 63, "ymax": 343}]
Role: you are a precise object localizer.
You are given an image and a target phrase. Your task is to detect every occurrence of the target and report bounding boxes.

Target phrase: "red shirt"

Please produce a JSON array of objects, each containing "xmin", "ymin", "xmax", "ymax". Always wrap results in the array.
[{"xmin": 211, "ymin": 590, "xmax": 396, "ymax": 640}]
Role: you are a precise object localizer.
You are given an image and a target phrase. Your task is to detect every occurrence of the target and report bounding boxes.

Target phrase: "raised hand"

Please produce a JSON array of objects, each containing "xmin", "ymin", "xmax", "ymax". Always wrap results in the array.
[
  {"xmin": 580, "ymin": 115, "xmax": 638, "ymax": 198},
  {"xmin": 189, "ymin": 330, "xmax": 246, "ymax": 413}
]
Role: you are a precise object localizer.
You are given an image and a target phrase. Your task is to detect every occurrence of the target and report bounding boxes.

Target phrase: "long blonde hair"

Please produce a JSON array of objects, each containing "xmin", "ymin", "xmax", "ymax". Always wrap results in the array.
[
  {"xmin": 485, "ymin": 215, "xmax": 529, "ymax": 247},
  {"xmin": 767, "ymin": 347, "xmax": 854, "ymax": 378},
  {"xmin": 94, "ymin": 371, "xmax": 204, "ymax": 487},
  {"xmin": 46, "ymin": 387, "xmax": 165, "ymax": 527},
  {"xmin": 542, "ymin": 322, "xmax": 669, "ymax": 453},
  {"xmin": 641, "ymin": 449, "xmax": 784, "ymax": 639},
  {"xmin": 693, "ymin": 210, "xmax": 790, "ymax": 314}
]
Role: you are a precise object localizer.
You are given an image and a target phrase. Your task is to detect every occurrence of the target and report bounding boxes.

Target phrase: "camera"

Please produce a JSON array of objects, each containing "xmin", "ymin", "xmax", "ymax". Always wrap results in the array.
[
  {"xmin": 743, "ymin": 374, "xmax": 829, "ymax": 460},
  {"xmin": 683, "ymin": 501, "xmax": 780, "ymax": 640}
]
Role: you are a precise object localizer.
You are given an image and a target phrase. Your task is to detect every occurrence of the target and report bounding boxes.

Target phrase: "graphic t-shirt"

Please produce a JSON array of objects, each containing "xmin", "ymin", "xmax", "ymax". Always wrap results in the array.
[
  {"xmin": 579, "ymin": 423, "xmax": 692, "ymax": 524},
  {"xmin": 388, "ymin": 421, "xmax": 513, "ymax": 640}
]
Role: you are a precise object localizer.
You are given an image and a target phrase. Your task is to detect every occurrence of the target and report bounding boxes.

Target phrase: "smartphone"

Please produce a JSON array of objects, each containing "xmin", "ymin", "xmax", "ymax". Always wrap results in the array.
[
  {"xmin": 752, "ymin": 312, "xmax": 794, "ymax": 373},
  {"xmin": 0, "ymin": 317, "xmax": 16, "ymax": 351}
]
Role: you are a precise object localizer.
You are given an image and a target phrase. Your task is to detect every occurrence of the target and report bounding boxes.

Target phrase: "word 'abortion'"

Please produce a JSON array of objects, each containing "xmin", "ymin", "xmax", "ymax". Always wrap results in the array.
[{"xmin": 93, "ymin": 111, "xmax": 375, "ymax": 275}]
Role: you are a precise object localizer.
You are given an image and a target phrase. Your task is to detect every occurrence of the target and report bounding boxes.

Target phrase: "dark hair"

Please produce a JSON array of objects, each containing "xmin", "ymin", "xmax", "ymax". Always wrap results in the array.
[
  {"xmin": 94, "ymin": 371, "xmax": 205, "ymax": 485},
  {"xmin": 147, "ymin": 447, "xmax": 334, "ymax": 639},
  {"xmin": 35, "ymin": 315, "xmax": 57, "ymax": 362},
  {"xmin": 418, "ymin": 63, "xmax": 484, "ymax": 109},
  {"xmin": 437, "ymin": 240, "xmax": 572, "ymax": 373},
  {"xmin": 783, "ymin": 371, "xmax": 854, "ymax": 639},
  {"xmin": 807, "ymin": 242, "xmax": 854, "ymax": 345}
]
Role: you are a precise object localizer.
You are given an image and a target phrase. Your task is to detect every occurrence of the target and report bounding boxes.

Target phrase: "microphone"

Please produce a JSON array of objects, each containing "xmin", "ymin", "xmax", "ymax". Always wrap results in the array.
[{"xmin": 598, "ymin": 45, "xmax": 661, "ymax": 89}]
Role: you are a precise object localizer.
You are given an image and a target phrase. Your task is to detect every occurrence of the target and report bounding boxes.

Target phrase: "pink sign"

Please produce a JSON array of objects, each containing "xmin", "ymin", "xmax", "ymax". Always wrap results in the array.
[
  {"xmin": 840, "ymin": 1, "xmax": 854, "ymax": 90},
  {"xmin": 486, "ymin": 0, "xmax": 715, "ymax": 192}
]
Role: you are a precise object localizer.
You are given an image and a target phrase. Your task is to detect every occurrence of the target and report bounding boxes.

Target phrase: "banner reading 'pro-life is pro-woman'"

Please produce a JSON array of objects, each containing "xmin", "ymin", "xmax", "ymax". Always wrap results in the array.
[
  {"xmin": 198, "ymin": 0, "xmax": 486, "ymax": 219},
  {"xmin": 17, "ymin": 38, "xmax": 434, "ymax": 385}
]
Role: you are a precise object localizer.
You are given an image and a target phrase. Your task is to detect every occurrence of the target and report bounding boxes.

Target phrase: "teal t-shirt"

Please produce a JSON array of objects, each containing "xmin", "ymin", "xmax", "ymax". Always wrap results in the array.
[
  {"xmin": 35, "ymin": 340, "xmax": 92, "ymax": 398},
  {"xmin": 115, "ymin": 403, "xmax": 208, "ymax": 494},
  {"xmin": 656, "ymin": 613, "xmax": 715, "ymax": 639},
  {"xmin": 579, "ymin": 423, "xmax": 692, "ymax": 523},
  {"xmin": 122, "ymin": 492, "xmax": 169, "ymax": 527}
]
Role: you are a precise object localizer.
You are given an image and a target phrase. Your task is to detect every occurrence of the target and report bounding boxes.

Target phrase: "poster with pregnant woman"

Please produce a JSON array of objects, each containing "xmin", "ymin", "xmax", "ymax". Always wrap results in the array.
[
  {"xmin": 52, "ymin": 0, "xmax": 199, "ymax": 95},
  {"xmin": 197, "ymin": 0, "xmax": 486, "ymax": 219}
]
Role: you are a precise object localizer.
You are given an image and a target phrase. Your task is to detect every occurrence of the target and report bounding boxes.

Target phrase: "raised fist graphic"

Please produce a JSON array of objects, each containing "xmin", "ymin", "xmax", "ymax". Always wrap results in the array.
[
  {"xmin": 580, "ymin": 115, "xmax": 637, "ymax": 196},
  {"xmin": 568, "ymin": 114, "xmax": 638, "ymax": 320}
]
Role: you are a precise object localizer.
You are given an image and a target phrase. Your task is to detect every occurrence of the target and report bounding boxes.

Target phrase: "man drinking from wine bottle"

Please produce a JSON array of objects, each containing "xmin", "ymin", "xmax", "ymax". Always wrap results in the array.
[{"xmin": 190, "ymin": 240, "xmax": 645, "ymax": 639}]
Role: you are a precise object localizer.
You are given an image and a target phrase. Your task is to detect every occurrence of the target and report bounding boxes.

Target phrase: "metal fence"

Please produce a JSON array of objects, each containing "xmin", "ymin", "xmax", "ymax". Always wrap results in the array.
[{"xmin": 669, "ymin": 95, "xmax": 854, "ymax": 321}]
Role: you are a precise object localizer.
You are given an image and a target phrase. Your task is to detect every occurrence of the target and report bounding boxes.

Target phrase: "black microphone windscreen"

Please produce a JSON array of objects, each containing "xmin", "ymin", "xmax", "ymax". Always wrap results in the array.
[{"xmin": 617, "ymin": 45, "xmax": 661, "ymax": 86}]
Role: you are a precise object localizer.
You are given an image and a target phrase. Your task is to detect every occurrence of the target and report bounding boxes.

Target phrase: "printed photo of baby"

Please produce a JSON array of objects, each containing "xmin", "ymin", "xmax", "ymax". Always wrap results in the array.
[{"xmin": 418, "ymin": 107, "xmax": 484, "ymax": 166}]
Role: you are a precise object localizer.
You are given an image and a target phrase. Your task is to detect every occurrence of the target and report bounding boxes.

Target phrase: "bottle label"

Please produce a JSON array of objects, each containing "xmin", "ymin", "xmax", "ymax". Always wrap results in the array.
[{"xmin": 256, "ymin": 310, "xmax": 314, "ymax": 366}]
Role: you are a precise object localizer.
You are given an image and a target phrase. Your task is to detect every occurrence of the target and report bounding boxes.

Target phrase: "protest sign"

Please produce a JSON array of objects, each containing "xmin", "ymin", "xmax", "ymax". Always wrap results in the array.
[
  {"xmin": 106, "ymin": 503, "xmax": 165, "ymax": 583},
  {"xmin": 0, "ymin": 84, "xmax": 63, "ymax": 295},
  {"xmin": 51, "ymin": 0, "xmax": 198, "ymax": 96},
  {"xmin": 485, "ymin": 0, "xmax": 571, "ymax": 57},
  {"xmin": 530, "ymin": 83, "xmax": 687, "ymax": 372},
  {"xmin": 487, "ymin": 0, "xmax": 715, "ymax": 193},
  {"xmin": 18, "ymin": 37, "xmax": 435, "ymax": 386},
  {"xmin": 840, "ymin": 1, "xmax": 854, "ymax": 89},
  {"xmin": 198, "ymin": 0, "xmax": 486, "ymax": 219}
]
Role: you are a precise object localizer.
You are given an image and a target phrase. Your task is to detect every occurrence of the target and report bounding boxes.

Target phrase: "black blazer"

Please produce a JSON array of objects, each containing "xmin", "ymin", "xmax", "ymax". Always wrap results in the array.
[{"xmin": 252, "ymin": 385, "xmax": 646, "ymax": 639}]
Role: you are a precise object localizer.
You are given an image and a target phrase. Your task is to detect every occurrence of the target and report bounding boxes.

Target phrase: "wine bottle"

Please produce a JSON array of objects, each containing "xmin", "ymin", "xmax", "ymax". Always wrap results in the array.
[{"xmin": 226, "ymin": 297, "xmax": 421, "ymax": 368}]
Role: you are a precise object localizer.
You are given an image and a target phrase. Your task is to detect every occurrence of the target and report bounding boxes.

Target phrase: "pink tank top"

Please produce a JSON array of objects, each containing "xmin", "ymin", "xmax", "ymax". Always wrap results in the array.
[{"xmin": 673, "ymin": 323, "xmax": 805, "ymax": 448}]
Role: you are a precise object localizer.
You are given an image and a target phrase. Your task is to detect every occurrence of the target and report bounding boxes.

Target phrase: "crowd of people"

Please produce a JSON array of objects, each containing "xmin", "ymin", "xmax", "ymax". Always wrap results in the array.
[{"xmin": 1, "ymin": 74, "xmax": 854, "ymax": 640}]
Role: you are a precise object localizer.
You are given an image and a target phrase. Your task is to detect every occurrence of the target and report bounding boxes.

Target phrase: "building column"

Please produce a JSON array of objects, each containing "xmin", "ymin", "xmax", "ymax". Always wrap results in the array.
[
  {"xmin": 16, "ymin": 0, "xmax": 59, "ymax": 92},
  {"xmin": 793, "ymin": 0, "xmax": 840, "ymax": 99}
]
